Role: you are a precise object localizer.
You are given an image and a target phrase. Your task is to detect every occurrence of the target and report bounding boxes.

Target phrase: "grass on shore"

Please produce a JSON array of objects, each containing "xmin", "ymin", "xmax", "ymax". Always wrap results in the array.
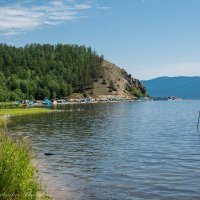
[
  {"xmin": 0, "ymin": 108, "xmax": 55, "ymax": 117},
  {"xmin": 0, "ymin": 107, "xmax": 56, "ymax": 129},
  {"xmin": 0, "ymin": 107, "xmax": 54, "ymax": 200},
  {"xmin": 0, "ymin": 130, "xmax": 38, "ymax": 200},
  {"xmin": 0, "ymin": 117, "xmax": 6, "ymax": 127},
  {"xmin": 0, "ymin": 102, "xmax": 24, "ymax": 109}
]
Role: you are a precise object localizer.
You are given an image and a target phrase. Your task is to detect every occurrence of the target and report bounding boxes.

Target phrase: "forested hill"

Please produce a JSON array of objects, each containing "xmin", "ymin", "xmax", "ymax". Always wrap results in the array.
[
  {"xmin": 0, "ymin": 44, "xmax": 103, "ymax": 101},
  {"xmin": 0, "ymin": 44, "xmax": 147, "ymax": 101},
  {"xmin": 142, "ymin": 76, "xmax": 200, "ymax": 98}
]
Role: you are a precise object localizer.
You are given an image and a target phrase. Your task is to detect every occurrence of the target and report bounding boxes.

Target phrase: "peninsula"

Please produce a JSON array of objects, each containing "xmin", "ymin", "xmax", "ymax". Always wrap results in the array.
[{"xmin": 0, "ymin": 44, "xmax": 147, "ymax": 102}]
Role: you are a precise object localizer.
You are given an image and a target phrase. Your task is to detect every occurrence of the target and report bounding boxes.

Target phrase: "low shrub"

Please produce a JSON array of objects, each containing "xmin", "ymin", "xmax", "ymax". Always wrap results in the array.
[{"xmin": 0, "ymin": 130, "xmax": 38, "ymax": 200}]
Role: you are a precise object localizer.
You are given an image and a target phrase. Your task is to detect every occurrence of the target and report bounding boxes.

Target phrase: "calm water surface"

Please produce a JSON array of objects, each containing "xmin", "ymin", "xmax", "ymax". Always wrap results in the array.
[{"xmin": 9, "ymin": 101, "xmax": 200, "ymax": 200}]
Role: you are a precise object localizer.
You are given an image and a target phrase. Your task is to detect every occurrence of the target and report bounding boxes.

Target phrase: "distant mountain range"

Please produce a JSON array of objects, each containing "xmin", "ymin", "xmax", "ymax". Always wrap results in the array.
[{"xmin": 141, "ymin": 76, "xmax": 200, "ymax": 99}]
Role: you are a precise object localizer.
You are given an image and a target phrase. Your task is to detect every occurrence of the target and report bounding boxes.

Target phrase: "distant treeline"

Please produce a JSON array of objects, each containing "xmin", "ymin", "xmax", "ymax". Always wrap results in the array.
[{"xmin": 0, "ymin": 44, "xmax": 103, "ymax": 101}]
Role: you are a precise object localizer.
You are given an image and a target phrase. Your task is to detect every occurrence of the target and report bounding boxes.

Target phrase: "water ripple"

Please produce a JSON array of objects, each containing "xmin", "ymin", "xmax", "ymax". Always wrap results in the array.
[{"xmin": 8, "ymin": 100, "xmax": 200, "ymax": 200}]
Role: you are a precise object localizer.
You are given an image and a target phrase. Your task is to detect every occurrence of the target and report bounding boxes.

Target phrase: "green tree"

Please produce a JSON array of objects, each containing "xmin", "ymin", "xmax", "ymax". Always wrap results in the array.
[
  {"xmin": 130, "ymin": 86, "xmax": 143, "ymax": 98},
  {"xmin": 0, "ymin": 43, "xmax": 104, "ymax": 101}
]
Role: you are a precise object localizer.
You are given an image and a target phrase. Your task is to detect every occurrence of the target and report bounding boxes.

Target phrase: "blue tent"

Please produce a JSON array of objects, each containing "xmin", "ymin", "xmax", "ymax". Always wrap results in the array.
[{"xmin": 44, "ymin": 99, "xmax": 52, "ymax": 105}]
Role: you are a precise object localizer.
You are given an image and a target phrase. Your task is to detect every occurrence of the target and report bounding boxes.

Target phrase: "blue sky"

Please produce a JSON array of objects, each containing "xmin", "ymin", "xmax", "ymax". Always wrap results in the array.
[{"xmin": 0, "ymin": 0, "xmax": 200, "ymax": 80}]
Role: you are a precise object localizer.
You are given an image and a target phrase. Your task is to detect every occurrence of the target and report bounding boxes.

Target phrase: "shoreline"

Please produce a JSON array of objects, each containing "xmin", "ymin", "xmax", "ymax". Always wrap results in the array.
[
  {"xmin": 32, "ymin": 97, "xmax": 150, "ymax": 107},
  {"xmin": 0, "ymin": 108, "xmax": 58, "ymax": 200},
  {"xmin": 0, "ymin": 98, "xmax": 150, "ymax": 110}
]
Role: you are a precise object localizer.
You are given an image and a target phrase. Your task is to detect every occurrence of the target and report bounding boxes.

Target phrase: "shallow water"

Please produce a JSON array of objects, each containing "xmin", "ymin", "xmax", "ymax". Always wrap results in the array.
[{"xmin": 9, "ymin": 100, "xmax": 200, "ymax": 200}]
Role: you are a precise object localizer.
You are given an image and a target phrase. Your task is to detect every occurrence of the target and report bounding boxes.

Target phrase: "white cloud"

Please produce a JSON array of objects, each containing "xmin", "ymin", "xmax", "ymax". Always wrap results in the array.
[
  {"xmin": 99, "ymin": 6, "xmax": 111, "ymax": 10},
  {"xmin": 139, "ymin": 0, "xmax": 157, "ymax": 3},
  {"xmin": 0, "ymin": 0, "xmax": 92, "ymax": 35},
  {"xmin": 73, "ymin": 4, "xmax": 92, "ymax": 10}
]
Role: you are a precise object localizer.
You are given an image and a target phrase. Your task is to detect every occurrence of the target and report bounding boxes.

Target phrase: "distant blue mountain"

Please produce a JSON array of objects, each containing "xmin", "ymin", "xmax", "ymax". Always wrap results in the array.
[{"xmin": 141, "ymin": 76, "xmax": 200, "ymax": 98}]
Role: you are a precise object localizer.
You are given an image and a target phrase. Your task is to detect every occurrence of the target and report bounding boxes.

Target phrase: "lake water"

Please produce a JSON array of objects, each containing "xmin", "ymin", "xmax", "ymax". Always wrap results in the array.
[{"xmin": 9, "ymin": 100, "xmax": 200, "ymax": 200}]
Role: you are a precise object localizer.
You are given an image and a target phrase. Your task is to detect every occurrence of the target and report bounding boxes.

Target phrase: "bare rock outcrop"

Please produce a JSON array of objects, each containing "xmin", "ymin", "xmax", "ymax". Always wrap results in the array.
[{"xmin": 71, "ymin": 60, "xmax": 147, "ymax": 99}]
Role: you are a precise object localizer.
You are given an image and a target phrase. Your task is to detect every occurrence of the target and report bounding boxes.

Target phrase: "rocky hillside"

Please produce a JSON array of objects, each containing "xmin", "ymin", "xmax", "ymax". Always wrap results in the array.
[{"xmin": 72, "ymin": 60, "xmax": 147, "ymax": 98}]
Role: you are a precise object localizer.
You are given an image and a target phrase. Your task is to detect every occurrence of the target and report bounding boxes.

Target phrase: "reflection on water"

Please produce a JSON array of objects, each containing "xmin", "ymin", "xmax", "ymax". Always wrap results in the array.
[{"xmin": 9, "ymin": 101, "xmax": 200, "ymax": 200}]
